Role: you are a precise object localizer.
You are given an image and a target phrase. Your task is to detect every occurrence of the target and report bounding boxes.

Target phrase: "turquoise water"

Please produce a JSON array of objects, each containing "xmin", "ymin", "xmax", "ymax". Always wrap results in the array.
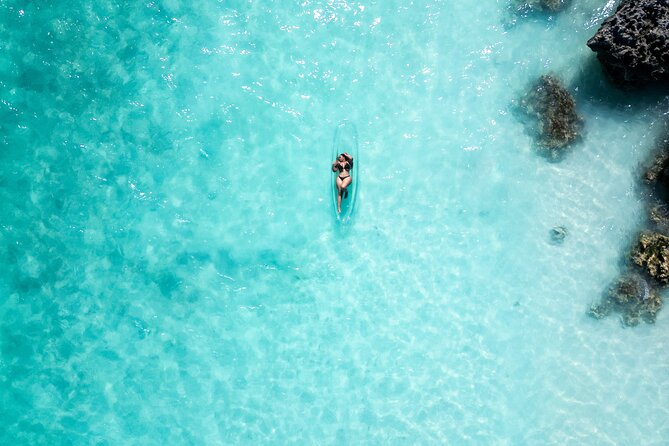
[{"xmin": 2, "ymin": 0, "xmax": 669, "ymax": 444}]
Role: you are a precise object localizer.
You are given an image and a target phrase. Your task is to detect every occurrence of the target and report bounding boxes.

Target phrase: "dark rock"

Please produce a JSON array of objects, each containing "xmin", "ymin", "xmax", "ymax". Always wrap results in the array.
[
  {"xmin": 631, "ymin": 231, "xmax": 669, "ymax": 283},
  {"xmin": 587, "ymin": 0, "xmax": 669, "ymax": 87},
  {"xmin": 588, "ymin": 273, "xmax": 663, "ymax": 326},
  {"xmin": 520, "ymin": 75, "xmax": 583, "ymax": 158},
  {"xmin": 549, "ymin": 226, "xmax": 567, "ymax": 244}
]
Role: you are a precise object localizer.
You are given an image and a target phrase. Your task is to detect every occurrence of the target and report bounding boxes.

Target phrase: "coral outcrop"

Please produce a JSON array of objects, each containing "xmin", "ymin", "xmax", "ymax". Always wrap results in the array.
[
  {"xmin": 587, "ymin": 0, "xmax": 669, "ymax": 86},
  {"xmin": 589, "ymin": 273, "xmax": 663, "ymax": 326},
  {"xmin": 520, "ymin": 75, "xmax": 583, "ymax": 158}
]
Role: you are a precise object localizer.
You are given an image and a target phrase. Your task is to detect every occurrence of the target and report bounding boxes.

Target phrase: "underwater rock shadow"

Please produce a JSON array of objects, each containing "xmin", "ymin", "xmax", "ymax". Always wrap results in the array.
[{"xmin": 571, "ymin": 55, "xmax": 669, "ymax": 111}]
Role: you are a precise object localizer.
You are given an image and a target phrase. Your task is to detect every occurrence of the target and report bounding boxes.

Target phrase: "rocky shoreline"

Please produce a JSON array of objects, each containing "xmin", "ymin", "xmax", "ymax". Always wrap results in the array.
[
  {"xmin": 518, "ymin": 0, "xmax": 669, "ymax": 325},
  {"xmin": 589, "ymin": 0, "xmax": 669, "ymax": 326},
  {"xmin": 588, "ymin": 142, "xmax": 669, "ymax": 326}
]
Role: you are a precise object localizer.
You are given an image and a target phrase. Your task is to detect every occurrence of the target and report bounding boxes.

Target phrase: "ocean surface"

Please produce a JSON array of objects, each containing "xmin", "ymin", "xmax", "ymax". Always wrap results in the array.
[{"xmin": 2, "ymin": 0, "xmax": 669, "ymax": 444}]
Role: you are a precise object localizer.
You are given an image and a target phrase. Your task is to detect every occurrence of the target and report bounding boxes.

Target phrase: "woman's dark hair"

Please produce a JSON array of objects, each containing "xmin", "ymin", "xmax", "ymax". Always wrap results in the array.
[{"xmin": 338, "ymin": 153, "xmax": 353, "ymax": 170}]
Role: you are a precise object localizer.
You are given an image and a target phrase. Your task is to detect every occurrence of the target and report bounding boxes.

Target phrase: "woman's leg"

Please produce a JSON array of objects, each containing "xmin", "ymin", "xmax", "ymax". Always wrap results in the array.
[
  {"xmin": 341, "ymin": 177, "xmax": 352, "ymax": 199},
  {"xmin": 336, "ymin": 176, "xmax": 343, "ymax": 213}
]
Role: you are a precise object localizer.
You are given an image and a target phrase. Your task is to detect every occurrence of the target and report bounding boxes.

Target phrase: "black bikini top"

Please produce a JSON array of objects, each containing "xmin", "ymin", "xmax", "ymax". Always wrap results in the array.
[{"xmin": 338, "ymin": 160, "xmax": 352, "ymax": 172}]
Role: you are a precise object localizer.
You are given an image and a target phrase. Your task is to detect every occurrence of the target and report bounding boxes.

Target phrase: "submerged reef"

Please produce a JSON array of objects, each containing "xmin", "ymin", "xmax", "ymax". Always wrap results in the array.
[
  {"xmin": 587, "ymin": 0, "xmax": 669, "ymax": 86},
  {"xmin": 520, "ymin": 75, "xmax": 583, "ymax": 158},
  {"xmin": 520, "ymin": 0, "xmax": 570, "ymax": 12},
  {"xmin": 589, "ymin": 273, "xmax": 662, "ymax": 326},
  {"xmin": 631, "ymin": 231, "xmax": 669, "ymax": 284}
]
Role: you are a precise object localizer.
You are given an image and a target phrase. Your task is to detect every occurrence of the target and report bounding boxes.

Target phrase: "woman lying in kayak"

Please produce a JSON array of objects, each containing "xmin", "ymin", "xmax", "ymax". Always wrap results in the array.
[{"xmin": 331, "ymin": 152, "xmax": 353, "ymax": 214}]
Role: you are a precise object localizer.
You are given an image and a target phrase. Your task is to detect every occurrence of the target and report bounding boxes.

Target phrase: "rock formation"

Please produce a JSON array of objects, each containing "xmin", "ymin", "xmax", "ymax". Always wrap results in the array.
[
  {"xmin": 587, "ymin": 0, "xmax": 669, "ymax": 86},
  {"xmin": 589, "ymin": 273, "xmax": 663, "ymax": 326},
  {"xmin": 631, "ymin": 231, "xmax": 669, "ymax": 284},
  {"xmin": 520, "ymin": 75, "xmax": 583, "ymax": 158}
]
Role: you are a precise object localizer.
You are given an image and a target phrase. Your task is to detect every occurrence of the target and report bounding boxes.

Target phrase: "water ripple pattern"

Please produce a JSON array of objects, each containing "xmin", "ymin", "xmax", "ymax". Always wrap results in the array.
[{"xmin": 2, "ymin": 0, "xmax": 669, "ymax": 444}]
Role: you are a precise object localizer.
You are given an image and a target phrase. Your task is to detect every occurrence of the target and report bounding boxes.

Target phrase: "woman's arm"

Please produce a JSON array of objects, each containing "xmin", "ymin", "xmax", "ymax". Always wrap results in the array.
[{"xmin": 332, "ymin": 161, "xmax": 339, "ymax": 172}]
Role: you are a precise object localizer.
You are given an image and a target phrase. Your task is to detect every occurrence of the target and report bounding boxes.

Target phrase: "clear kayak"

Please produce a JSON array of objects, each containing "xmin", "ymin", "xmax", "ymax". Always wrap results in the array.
[{"xmin": 331, "ymin": 121, "xmax": 359, "ymax": 224}]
